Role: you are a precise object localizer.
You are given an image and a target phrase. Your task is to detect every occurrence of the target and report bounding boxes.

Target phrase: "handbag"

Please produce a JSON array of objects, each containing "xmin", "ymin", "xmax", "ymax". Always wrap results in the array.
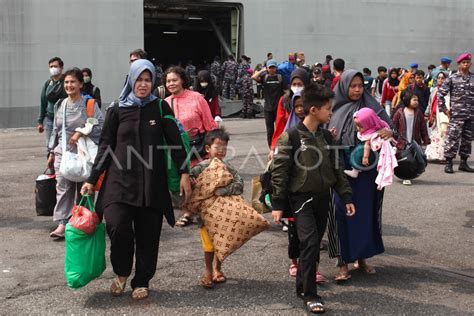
[
  {"xmin": 35, "ymin": 168, "xmax": 56, "ymax": 216},
  {"xmin": 69, "ymin": 194, "xmax": 100, "ymax": 235},
  {"xmin": 394, "ymin": 140, "xmax": 427, "ymax": 180},
  {"xmin": 58, "ymin": 101, "xmax": 92, "ymax": 182},
  {"xmin": 187, "ymin": 128, "xmax": 207, "ymax": 158}
]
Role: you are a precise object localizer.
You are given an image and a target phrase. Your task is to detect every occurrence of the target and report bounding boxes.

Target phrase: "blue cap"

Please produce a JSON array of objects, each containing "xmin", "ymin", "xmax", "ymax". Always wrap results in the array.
[
  {"xmin": 440, "ymin": 57, "xmax": 452, "ymax": 63},
  {"xmin": 267, "ymin": 59, "xmax": 278, "ymax": 68},
  {"xmin": 410, "ymin": 63, "xmax": 418, "ymax": 68}
]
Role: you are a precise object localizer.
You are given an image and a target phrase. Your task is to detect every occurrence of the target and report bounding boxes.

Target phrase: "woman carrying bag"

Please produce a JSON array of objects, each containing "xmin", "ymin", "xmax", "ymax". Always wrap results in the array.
[
  {"xmin": 81, "ymin": 59, "xmax": 191, "ymax": 300},
  {"xmin": 47, "ymin": 68, "xmax": 103, "ymax": 238}
]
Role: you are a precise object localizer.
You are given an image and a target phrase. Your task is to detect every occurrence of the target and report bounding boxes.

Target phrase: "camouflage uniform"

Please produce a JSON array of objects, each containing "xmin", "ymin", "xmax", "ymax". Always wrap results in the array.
[
  {"xmin": 438, "ymin": 71, "xmax": 474, "ymax": 159},
  {"xmin": 240, "ymin": 75, "xmax": 254, "ymax": 117},
  {"xmin": 210, "ymin": 61, "xmax": 222, "ymax": 93},
  {"xmin": 221, "ymin": 60, "xmax": 238, "ymax": 99},
  {"xmin": 236, "ymin": 62, "xmax": 251, "ymax": 96}
]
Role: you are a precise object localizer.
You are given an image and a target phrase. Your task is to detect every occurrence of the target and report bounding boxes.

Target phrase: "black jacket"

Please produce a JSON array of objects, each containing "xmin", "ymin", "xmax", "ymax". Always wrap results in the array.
[{"xmin": 88, "ymin": 99, "xmax": 188, "ymax": 226}]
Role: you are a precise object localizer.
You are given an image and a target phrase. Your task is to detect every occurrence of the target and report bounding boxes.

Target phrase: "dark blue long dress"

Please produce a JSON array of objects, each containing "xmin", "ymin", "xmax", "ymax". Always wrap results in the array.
[{"xmin": 334, "ymin": 167, "xmax": 385, "ymax": 262}]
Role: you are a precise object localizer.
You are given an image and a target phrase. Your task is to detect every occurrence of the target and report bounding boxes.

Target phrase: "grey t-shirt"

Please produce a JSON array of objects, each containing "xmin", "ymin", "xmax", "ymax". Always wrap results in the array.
[{"xmin": 404, "ymin": 108, "xmax": 415, "ymax": 143}]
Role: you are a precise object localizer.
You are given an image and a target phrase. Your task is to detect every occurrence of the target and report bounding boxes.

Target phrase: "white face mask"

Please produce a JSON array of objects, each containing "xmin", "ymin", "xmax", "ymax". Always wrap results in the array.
[
  {"xmin": 83, "ymin": 76, "xmax": 91, "ymax": 83},
  {"xmin": 291, "ymin": 86, "xmax": 303, "ymax": 94},
  {"xmin": 200, "ymin": 82, "xmax": 209, "ymax": 88},
  {"xmin": 49, "ymin": 67, "xmax": 61, "ymax": 76}
]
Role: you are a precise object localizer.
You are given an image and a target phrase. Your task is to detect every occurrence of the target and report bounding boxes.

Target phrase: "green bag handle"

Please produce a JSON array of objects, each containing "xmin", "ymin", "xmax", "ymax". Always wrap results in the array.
[{"xmin": 76, "ymin": 194, "xmax": 96, "ymax": 213}]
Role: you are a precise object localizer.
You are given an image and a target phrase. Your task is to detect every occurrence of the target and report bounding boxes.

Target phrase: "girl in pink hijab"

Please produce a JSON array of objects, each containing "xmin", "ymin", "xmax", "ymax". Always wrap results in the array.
[{"xmin": 344, "ymin": 108, "xmax": 398, "ymax": 190}]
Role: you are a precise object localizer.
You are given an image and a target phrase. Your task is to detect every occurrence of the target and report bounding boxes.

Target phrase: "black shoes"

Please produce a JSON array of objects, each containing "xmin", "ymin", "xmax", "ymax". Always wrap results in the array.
[
  {"xmin": 444, "ymin": 159, "xmax": 454, "ymax": 174},
  {"xmin": 459, "ymin": 158, "xmax": 474, "ymax": 173}
]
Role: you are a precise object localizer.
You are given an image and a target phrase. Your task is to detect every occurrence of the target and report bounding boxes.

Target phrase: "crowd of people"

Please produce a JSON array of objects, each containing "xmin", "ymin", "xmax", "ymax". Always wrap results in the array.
[{"xmin": 36, "ymin": 48, "xmax": 473, "ymax": 314}]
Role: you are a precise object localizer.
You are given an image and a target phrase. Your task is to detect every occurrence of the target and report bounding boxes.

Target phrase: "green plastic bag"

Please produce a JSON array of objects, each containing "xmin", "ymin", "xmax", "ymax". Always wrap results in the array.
[
  {"xmin": 158, "ymin": 100, "xmax": 191, "ymax": 192},
  {"xmin": 64, "ymin": 221, "xmax": 106, "ymax": 289}
]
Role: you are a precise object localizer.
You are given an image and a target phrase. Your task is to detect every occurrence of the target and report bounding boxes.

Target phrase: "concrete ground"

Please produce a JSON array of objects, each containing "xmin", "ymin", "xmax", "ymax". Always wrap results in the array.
[{"xmin": 0, "ymin": 119, "xmax": 473, "ymax": 315}]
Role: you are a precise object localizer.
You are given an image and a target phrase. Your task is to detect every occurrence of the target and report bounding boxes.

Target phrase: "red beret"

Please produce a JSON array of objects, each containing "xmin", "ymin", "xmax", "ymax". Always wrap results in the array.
[{"xmin": 457, "ymin": 53, "xmax": 471, "ymax": 63}]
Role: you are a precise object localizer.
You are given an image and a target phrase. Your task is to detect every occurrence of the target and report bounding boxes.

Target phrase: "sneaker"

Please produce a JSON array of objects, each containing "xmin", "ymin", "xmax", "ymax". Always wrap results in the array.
[
  {"xmin": 344, "ymin": 169, "xmax": 360, "ymax": 178},
  {"xmin": 289, "ymin": 263, "xmax": 298, "ymax": 277},
  {"xmin": 402, "ymin": 180, "xmax": 412, "ymax": 185},
  {"xmin": 50, "ymin": 224, "xmax": 66, "ymax": 238}
]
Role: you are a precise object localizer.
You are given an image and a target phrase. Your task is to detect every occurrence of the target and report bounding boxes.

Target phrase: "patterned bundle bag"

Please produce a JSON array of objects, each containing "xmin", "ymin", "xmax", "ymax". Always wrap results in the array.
[{"xmin": 184, "ymin": 158, "xmax": 270, "ymax": 261}]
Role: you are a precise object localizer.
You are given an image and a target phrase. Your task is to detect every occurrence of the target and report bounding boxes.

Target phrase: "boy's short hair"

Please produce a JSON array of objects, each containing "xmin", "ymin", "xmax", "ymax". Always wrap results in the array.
[
  {"xmin": 377, "ymin": 66, "xmax": 387, "ymax": 73},
  {"xmin": 49, "ymin": 57, "xmax": 64, "ymax": 67},
  {"xmin": 428, "ymin": 64, "xmax": 436, "ymax": 70},
  {"xmin": 129, "ymin": 48, "xmax": 147, "ymax": 59},
  {"xmin": 204, "ymin": 127, "xmax": 230, "ymax": 146},
  {"xmin": 301, "ymin": 83, "xmax": 335, "ymax": 115},
  {"xmin": 363, "ymin": 67, "xmax": 371, "ymax": 75},
  {"xmin": 414, "ymin": 70, "xmax": 425, "ymax": 77},
  {"xmin": 333, "ymin": 58, "xmax": 345, "ymax": 72}
]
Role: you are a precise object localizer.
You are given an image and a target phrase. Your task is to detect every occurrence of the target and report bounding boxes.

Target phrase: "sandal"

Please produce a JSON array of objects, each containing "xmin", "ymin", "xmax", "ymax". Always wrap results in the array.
[
  {"xmin": 200, "ymin": 274, "xmax": 214, "ymax": 289},
  {"xmin": 131, "ymin": 287, "xmax": 149, "ymax": 300},
  {"xmin": 354, "ymin": 261, "xmax": 376, "ymax": 274},
  {"xmin": 316, "ymin": 272, "xmax": 327, "ymax": 284},
  {"xmin": 306, "ymin": 299, "xmax": 325, "ymax": 314},
  {"xmin": 110, "ymin": 278, "xmax": 127, "ymax": 297},
  {"xmin": 335, "ymin": 271, "xmax": 351, "ymax": 282},
  {"xmin": 212, "ymin": 271, "xmax": 226, "ymax": 283},
  {"xmin": 175, "ymin": 215, "xmax": 193, "ymax": 227}
]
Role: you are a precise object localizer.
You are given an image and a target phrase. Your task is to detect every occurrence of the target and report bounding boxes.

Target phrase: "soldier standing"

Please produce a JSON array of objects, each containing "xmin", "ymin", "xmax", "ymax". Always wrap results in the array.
[
  {"xmin": 221, "ymin": 55, "xmax": 238, "ymax": 100},
  {"xmin": 236, "ymin": 55, "xmax": 251, "ymax": 98},
  {"xmin": 240, "ymin": 68, "xmax": 255, "ymax": 118},
  {"xmin": 438, "ymin": 53, "xmax": 474, "ymax": 173},
  {"xmin": 210, "ymin": 56, "xmax": 222, "ymax": 94}
]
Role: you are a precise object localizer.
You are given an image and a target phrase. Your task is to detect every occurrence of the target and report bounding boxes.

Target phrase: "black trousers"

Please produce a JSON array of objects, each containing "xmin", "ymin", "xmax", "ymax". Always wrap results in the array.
[
  {"xmin": 288, "ymin": 220, "xmax": 300, "ymax": 259},
  {"xmin": 291, "ymin": 193, "xmax": 330, "ymax": 300},
  {"xmin": 104, "ymin": 203, "xmax": 164, "ymax": 289},
  {"xmin": 264, "ymin": 110, "xmax": 277, "ymax": 147}
]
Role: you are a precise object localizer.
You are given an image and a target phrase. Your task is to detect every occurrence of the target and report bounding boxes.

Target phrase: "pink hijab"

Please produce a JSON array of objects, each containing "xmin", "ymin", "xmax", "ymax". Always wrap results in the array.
[{"xmin": 354, "ymin": 107, "xmax": 389, "ymax": 138}]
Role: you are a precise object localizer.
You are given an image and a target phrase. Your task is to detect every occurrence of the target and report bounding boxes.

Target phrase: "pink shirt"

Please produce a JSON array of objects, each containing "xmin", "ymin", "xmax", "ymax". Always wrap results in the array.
[{"xmin": 165, "ymin": 89, "xmax": 217, "ymax": 137}]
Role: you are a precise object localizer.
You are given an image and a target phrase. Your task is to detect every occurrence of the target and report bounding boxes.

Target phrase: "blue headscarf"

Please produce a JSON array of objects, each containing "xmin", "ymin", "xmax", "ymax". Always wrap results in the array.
[
  {"xmin": 118, "ymin": 59, "xmax": 157, "ymax": 107},
  {"xmin": 284, "ymin": 91, "xmax": 303, "ymax": 131}
]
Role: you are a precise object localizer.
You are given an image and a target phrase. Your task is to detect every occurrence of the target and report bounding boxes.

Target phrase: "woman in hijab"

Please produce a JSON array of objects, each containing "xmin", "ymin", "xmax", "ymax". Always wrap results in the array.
[
  {"xmin": 327, "ymin": 70, "xmax": 398, "ymax": 281},
  {"xmin": 193, "ymin": 70, "xmax": 222, "ymax": 120},
  {"xmin": 81, "ymin": 59, "xmax": 191, "ymax": 300},
  {"xmin": 270, "ymin": 68, "xmax": 310, "ymax": 155},
  {"xmin": 380, "ymin": 68, "xmax": 399, "ymax": 115}
]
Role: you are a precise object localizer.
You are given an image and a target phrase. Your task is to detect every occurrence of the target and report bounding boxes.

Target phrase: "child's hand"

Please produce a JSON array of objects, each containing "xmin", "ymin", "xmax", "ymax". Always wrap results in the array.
[
  {"xmin": 362, "ymin": 156, "xmax": 369, "ymax": 166},
  {"xmin": 345, "ymin": 203, "xmax": 356, "ymax": 216},
  {"xmin": 329, "ymin": 127, "xmax": 337, "ymax": 138},
  {"xmin": 272, "ymin": 210, "xmax": 283, "ymax": 224}
]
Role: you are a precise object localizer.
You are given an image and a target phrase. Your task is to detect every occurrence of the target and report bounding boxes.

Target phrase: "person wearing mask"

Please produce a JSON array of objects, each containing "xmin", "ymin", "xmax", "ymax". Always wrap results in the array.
[
  {"xmin": 431, "ymin": 57, "xmax": 452, "ymax": 88},
  {"xmin": 380, "ymin": 68, "xmax": 400, "ymax": 115},
  {"xmin": 81, "ymin": 68, "xmax": 102, "ymax": 108},
  {"xmin": 164, "ymin": 66, "xmax": 218, "ymax": 227},
  {"xmin": 47, "ymin": 68, "xmax": 103, "ymax": 238},
  {"xmin": 438, "ymin": 53, "xmax": 474, "ymax": 174},
  {"xmin": 193, "ymin": 70, "xmax": 222, "ymax": 120},
  {"xmin": 38, "ymin": 57, "xmax": 67, "ymax": 147},
  {"xmin": 371, "ymin": 66, "xmax": 387, "ymax": 103},
  {"xmin": 327, "ymin": 70, "xmax": 397, "ymax": 281},
  {"xmin": 252, "ymin": 59, "xmax": 286, "ymax": 147},
  {"xmin": 81, "ymin": 60, "xmax": 190, "ymax": 300},
  {"xmin": 331, "ymin": 58, "xmax": 345, "ymax": 90}
]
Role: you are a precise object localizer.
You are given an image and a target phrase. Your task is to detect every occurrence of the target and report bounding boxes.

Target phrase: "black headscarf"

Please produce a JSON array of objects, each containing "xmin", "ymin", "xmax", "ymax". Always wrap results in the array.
[
  {"xmin": 388, "ymin": 68, "xmax": 400, "ymax": 87},
  {"xmin": 282, "ymin": 68, "xmax": 311, "ymax": 111},
  {"xmin": 329, "ymin": 70, "xmax": 395, "ymax": 146},
  {"xmin": 193, "ymin": 70, "xmax": 218, "ymax": 101}
]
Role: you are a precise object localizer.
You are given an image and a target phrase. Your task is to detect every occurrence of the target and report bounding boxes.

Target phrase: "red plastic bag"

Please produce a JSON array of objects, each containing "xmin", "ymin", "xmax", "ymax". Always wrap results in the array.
[{"xmin": 69, "ymin": 195, "xmax": 100, "ymax": 235}]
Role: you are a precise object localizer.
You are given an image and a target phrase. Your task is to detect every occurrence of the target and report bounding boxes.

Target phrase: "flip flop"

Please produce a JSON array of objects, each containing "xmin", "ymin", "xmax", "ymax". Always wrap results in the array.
[
  {"xmin": 354, "ymin": 262, "xmax": 377, "ymax": 274},
  {"xmin": 212, "ymin": 272, "xmax": 227, "ymax": 283},
  {"xmin": 335, "ymin": 271, "xmax": 351, "ymax": 282},
  {"xmin": 131, "ymin": 287, "xmax": 149, "ymax": 300},
  {"xmin": 306, "ymin": 299, "xmax": 325, "ymax": 314},
  {"xmin": 110, "ymin": 278, "xmax": 127, "ymax": 297},
  {"xmin": 175, "ymin": 215, "xmax": 193, "ymax": 227},
  {"xmin": 200, "ymin": 274, "xmax": 214, "ymax": 289}
]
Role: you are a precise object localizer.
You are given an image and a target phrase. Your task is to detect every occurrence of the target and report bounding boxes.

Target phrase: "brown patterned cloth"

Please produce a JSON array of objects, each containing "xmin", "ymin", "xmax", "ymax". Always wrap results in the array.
[{"xmin": 184, "ymin": 158, "xmax": 270, "ymax": 262}]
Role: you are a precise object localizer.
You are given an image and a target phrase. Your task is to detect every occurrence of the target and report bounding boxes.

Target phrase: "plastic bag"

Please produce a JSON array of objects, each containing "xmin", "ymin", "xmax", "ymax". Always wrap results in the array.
[
  {"xmin": 35, "ymin": 168, "xmax": 56, "ymax": 216},
  {"xmin": 64, "ymin": 222, "xmax": 106, "ymax": 289},
  {"xmin": 69, "ymin": 195, "xmax": 100, "ymax": 235}
]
